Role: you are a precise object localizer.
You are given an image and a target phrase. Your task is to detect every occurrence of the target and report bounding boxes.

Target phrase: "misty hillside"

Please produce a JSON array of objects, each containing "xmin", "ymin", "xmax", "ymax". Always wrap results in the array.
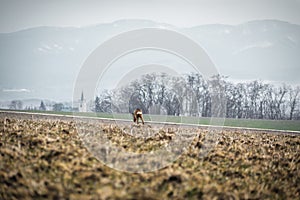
[
  {"xmin": 0, "ymin": 19, "xmax": 299, "ymax": 101},
  {"xmin": 183, "ymin": 20, "xmax": 300, "ymax": 82}
]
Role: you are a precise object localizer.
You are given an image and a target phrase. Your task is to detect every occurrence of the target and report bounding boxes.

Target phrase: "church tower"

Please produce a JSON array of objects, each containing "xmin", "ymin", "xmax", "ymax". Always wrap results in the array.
[{"xmin": 79, "ymin": 91, "xmax": 87, "ymax": 112}]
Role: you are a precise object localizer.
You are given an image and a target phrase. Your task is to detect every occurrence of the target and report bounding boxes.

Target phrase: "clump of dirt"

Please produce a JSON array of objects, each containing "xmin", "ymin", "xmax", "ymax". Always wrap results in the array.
[{"xmin": 0, "ymin": 117, "xmax": 300, "ymax": 199}]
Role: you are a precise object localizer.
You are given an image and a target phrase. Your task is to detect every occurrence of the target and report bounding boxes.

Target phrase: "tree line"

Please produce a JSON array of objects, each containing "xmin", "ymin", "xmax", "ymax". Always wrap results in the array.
[
  {"xmin": 95, "ymin": 73, "xmax": 300, "ymax": 120},
  {"xmin": 9, "ymin": 100, "xmax": 65, "ymax": 112}
]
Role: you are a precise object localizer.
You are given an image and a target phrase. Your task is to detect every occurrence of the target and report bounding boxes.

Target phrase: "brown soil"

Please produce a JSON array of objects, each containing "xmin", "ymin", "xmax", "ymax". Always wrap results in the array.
[{"xmin": 0, "ymin": 115, "xmax": 299, "ymax": 200}]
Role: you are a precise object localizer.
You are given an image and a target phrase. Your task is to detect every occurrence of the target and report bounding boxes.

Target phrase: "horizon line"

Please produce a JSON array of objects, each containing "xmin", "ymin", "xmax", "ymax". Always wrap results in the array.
[{"xmin": 1, "ymin": 18, "xmax": 299, "ymax": 34}]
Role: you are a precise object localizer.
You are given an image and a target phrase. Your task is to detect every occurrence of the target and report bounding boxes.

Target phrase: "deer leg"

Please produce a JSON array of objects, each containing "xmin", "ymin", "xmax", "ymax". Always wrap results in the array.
[{"xmin": 141, "ymin": 116, "xmax": 144, "ymax": 124}]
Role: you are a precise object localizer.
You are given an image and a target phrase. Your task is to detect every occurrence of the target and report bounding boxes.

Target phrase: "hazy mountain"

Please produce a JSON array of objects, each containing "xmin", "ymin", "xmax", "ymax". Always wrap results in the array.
[
  {"xmin": 183, "ymin": 20, "xmax": 300, "ymax": 83},
  {"xmin": 0, "ymin": 19, "xmax": 299, "ymax": 101}
]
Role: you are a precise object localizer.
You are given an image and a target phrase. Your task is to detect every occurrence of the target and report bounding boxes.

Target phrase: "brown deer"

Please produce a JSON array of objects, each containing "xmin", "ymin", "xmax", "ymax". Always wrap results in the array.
[{"xmin": 132, "ymin": 108, "xmax": 145, "ymax": 124}]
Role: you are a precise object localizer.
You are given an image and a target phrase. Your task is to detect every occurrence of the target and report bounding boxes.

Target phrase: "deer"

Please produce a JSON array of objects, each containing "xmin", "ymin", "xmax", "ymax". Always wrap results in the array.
[{"xmin": 132, "ymin": 108, "xmax": 145, "ymax": 125}]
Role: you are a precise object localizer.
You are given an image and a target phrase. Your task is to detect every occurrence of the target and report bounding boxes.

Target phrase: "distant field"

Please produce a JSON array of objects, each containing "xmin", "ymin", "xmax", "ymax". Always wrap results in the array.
[{"xmin": 1, "ymin": 109, "xmax": 300, "ymax": 131}]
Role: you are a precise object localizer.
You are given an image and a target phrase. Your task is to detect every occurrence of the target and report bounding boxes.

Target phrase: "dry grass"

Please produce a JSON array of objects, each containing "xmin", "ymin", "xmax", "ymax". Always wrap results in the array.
[{"xmin": 0, "ymin": 117, "xmax": 300, "ymax": 200}]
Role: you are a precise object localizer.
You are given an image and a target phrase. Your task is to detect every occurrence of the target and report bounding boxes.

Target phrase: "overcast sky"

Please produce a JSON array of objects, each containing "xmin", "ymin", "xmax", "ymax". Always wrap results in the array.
[{"xmin": 1, "ymin": 0, "xmax": 300, "ymax": 33}]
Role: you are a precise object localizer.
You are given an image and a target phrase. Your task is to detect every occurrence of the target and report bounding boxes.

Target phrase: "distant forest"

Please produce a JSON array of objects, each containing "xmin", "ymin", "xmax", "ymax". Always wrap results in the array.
[{"xmin": 94, "ymin": 73, "xmax": 300, "ymax": 120}]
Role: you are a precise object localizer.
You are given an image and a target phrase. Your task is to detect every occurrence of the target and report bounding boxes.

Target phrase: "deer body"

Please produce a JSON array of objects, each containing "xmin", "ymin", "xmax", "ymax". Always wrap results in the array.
[{"xmin": 133, "ymin": 108, "xmax": 144, "ymax": 124}]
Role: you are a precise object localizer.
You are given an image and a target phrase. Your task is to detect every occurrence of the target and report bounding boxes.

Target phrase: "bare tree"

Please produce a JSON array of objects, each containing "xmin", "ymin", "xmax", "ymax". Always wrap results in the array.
[
  {"xmin": 39, "ymin": 101, "xmax": 46, "ymax": 111},
  {"xmin": 9, "ymin": 100, "xmax": 23, "ymax": 110},
  {"xmin": 53, "ymin": 103, "xmax": 64, "ymax": 112},
  {"xmin": 288, "ymin": 86, "xmax": 300, "ymax": 120},
  {"xmin": 95, "ymin": 96, "xmax": 101, "ymax": 112}
]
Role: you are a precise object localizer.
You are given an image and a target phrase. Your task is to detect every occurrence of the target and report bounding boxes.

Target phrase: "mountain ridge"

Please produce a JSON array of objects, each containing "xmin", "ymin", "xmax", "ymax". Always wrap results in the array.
[
  {"xmin": 2, "ymin": 19, "xmax": 299, "ymax": 35},
  {"xmin": 0, "ymin": 19, "xmax": 299, "ymax": 101}
]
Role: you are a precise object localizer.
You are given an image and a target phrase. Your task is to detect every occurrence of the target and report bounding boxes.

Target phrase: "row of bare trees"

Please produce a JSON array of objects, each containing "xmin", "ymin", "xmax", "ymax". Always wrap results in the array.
[{"xmin": 95, "ymin": 73, "xmax": 300, "ymax": 120}]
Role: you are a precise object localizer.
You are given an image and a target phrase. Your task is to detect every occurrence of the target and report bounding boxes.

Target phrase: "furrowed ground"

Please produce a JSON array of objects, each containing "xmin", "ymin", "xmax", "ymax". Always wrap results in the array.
[{"xmin": 0, "ymin": 116, "xmax": 300, "ymax": 200}]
